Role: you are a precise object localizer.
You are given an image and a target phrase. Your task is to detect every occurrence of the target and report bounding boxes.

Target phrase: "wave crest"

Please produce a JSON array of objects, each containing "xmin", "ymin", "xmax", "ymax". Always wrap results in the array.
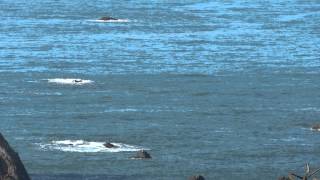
[
  {"xmin": 47, "ymin": 78, "xmax": 94, "ymax": 85},
  {"xmin": 39, "ymin": 140, "xmax": 147, "ymax": 153},
  {"xmin": 88, "ymin": 19, "xmax": 130, "ymax": 23}
]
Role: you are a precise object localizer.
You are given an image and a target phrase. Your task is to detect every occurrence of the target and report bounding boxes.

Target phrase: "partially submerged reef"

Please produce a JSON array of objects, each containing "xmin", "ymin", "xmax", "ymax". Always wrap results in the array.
[
  {"xmin": 0, "ymin": 133, "xmax": 203, "ymax": 179},
  {"xmin": 4, "ymin": 132, "xmax": 320, "ymax": 180}
]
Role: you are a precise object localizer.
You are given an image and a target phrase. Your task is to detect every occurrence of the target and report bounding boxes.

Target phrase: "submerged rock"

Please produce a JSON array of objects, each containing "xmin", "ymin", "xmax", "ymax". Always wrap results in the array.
[
  {"xmin": 188, "ymin": 175, "xmax": 205, "ymax": 180},
  {"xmin": 103, "ymin": 142, "xmax": 118, "ymax": 148},
  {"xmin": 99, "ymin": 16, "xmax": 118, "ymax": 21},
  {"xmin": 133, "ymin": 150, "xmax": 151, "ymax": 159},
  {"xmin": 0, "ymin": 133, "xmax": 31, "ymax": 180}
]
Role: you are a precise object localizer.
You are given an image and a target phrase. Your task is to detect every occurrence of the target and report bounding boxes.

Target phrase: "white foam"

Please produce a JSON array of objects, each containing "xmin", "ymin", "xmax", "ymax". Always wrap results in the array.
[
  {"xmin": 88, "ymin": 19, "xmax": 130, "ymax": 23},
  {"xmin": 296, "ymin": 107, "xmax": 320, "ymax": 112},
  {"xmin": 104, "ymin": 108, "xmax": 138, "ymax": 112},
  {"xmin": 311, "ymin": 128, "xmax": 320, "ymax": 132},
  {"xmin": 47, "ymin": 78, "xmax": 93, "ymax": 85},
  {"xmin": 34, "ymin": 92, "xmax": 62, "ymax": 96},
  {"xmin": 27, "ymin": 80, "xmax": 38, "ymax": 83},
  {"xmin": 39, "ymin": 140, "xmax": 147, "ymax": 153}
]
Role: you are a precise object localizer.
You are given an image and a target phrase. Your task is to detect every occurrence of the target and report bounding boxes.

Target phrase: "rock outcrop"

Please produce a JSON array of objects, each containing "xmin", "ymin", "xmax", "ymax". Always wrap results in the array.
[
  {"xmin": 0, "ymin": 133, "xmax": 30, "ymax": 180},
  {"xmin": 133, "ymin": 150, "xmax": 151, "ymax": 159},
  {"xmin": 72, "ymin": 79, "xmax": 82, "ymax": 83},
  {"xmin": 99, "ymin": 16, "xmax": 118, "ymax": 21},
  {"xmin": 103, "ymin": 142, "xmax": 118, "ymax": 148},
  {"xmin": 311, "ymin": 124, "xmax": 320, "ymax": 131},
  {"xmin": 188, "ymin": 175, "xmax": 205, "ymax": 180}
]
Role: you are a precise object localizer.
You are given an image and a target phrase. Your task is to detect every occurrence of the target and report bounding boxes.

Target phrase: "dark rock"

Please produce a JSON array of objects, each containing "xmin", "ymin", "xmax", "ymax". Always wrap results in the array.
[
  {"xmin": 312, "ymin": 124, "xmax": 320, "ymax": 131},
  {"xmin": 0, "ymin": 133, "xmax": 31, "ymax": 180},
  {"xmin": 103, "ymin": 143, "xmax": 118, "ymax": 148},
  {"xmin": 133, "ymin": 150, "xmax": 151, "ymax": 159},
  {"xmin": 99, "ymin": 16, "xmax": 118, "ymax": 21},
  {"xmin": 278, "ymin": 174, "xmax": 296, "ymax": 180},
  {"xmin": 188, "ymin": 175, "xmax": 205, "ymax": 180},
  {"xmin": 73, "ymin": 79, "xmax": 82, "ymax": 83},
  {"xmin": 278, "ymin": 176, "xmax": 290, "ymax": 180}
]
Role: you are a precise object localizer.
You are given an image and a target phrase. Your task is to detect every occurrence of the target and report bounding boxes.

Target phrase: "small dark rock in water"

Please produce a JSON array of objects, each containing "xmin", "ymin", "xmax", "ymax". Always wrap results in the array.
[
  {"xmin": 188, "ymin": 175, "xmax": 205, "ymax": 180},
  {"xmin": 103, "ymin": 142, "xmax": 118, "ymax": 148},
  {"xmin": 278, "ymin": 176, "xmax": 291, "ymax": 180},
  {"xmin": 311, "ymin": 124, "xmax": 320, "ymax": 131},
  {"xmin": 99, "ymin": 16, "xmax": 118, "ymax": 21},
  {"xmin": 73, "ymin": 79, "xmax": 82, "ymax": 83},
  {"xmin": 133, "ymin": 150, "xmax": 151, "ymax": 159},
  {"xmin": 0, "ymin": 133, "xmax": 31, "ymax": 180}
]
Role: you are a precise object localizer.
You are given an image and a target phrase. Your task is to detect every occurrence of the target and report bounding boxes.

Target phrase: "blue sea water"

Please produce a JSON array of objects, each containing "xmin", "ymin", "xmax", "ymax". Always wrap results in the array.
[{"xmin": 0, "ymin": 0, "xmax": 320, "ymax": 179}]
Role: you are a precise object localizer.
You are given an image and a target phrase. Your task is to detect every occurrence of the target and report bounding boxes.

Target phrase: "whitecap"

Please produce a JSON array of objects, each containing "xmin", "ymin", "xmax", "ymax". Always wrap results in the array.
[
  {"xmin": 104, "ymin": 108, "xmax": 138, "ymax": 113},
  {"xmin": 295, "ymin": 107, "xmax": 320, "ymax": 112},
  {"xmin": 39, "ymin": 140, "xmax": 148, "ymax": 153},
  {"xmin": 47, "ymin": 78, "xmax": 94, "ymax": 85},
  {"xmin": 26, "ymin": 80, "xmax": 38, "ymax": 83},
  {"xmin": 271, "ymin": 137, "xmax": 302, "ymax": 142},
  {"xmin": 34, "ymin": 92, "xmax": 62, "ymax": 96},
  {"xmin": 87, "ymin": 19, "xmax": 130, "ymax": 23}
]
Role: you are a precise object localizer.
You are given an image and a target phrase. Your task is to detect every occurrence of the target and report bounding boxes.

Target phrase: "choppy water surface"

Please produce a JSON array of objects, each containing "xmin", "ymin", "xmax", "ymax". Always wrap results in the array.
[{"xmin": 0, "ymin": 0, "xmax": 320, "ymax": 179}]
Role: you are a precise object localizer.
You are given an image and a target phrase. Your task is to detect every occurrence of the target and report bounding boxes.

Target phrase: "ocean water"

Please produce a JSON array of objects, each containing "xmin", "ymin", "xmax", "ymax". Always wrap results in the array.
[{"xmin": 0, "ymin": 0, "xmax": 320, "ymax": 179}]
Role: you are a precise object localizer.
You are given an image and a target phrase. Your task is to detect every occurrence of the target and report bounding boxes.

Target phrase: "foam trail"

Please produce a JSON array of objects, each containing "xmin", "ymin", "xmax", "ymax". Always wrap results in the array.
[
  {"xmin": 104, "ymin": 108, "xmax": 138, "ymax": 112},
  {"xmin": 39, "ymin": 140, "xmax": 148, "ymax": 153},
  {"xmin": 87, "ymin": 19, "xmax": 130, "ymax": 23},
  {"xmin": 47, "ymin": 78, "xmax": 93, "ymax": 85}
]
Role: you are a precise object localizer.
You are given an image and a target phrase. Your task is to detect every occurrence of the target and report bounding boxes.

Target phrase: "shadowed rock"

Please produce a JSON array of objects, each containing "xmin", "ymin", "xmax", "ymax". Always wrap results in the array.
[
  {"xmin": 188, "ymin": 175, "xmax": 205, "ymax": 180},
  {"xmin": 133, "ymin": 150, "xmax": 151, "ymax": 159},
  {"xmin": 99, "ymin": 16, "xmax": 118, "ymax": 21},
  {"xmin": 103, "ymin": 142, "xmax": 118, "ymax": 148},
  {"xmin": 0, "ymin": 133, "xmax": 31, "ymax": 180}
]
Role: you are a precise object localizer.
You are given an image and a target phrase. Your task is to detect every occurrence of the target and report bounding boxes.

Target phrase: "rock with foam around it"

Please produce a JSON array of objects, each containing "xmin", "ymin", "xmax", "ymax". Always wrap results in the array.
[
  {"xmin": 188, "ymin": 175, "xmax": 205, "ymax": 180},
  {"xmin": 99, "ymin": 16, "xmax": 118, "ymax": 21},
  {"xmin": 312, "ymin": 124, "xmax": 320, "ymax": 131},
  {"xmin": 103, "ymin": 142, "xmax": 118, "ymax": 148},
  {"xmin": 0, "ymin": 133, "xmax": 31, "ymax": 180}
]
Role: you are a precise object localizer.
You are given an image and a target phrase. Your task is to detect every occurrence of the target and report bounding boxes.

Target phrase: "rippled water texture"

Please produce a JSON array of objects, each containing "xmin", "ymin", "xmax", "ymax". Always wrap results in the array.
[{"xmin": 0, "ymin": 0, "xmax": 320, "ymax": 179}]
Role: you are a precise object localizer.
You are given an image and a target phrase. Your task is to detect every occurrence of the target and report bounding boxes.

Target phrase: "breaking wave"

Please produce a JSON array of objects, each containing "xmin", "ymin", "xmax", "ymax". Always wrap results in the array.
[
  {"xmin": 87, "ymin": 19, "xmax": 130, "ymax": 23},
  {"xmin": 39, "ymin": 140, "xmax": 147, "ymax": 153},
  {"xmin": 47, "ymin": 78, "xmax": 94, "ymax": 85}
]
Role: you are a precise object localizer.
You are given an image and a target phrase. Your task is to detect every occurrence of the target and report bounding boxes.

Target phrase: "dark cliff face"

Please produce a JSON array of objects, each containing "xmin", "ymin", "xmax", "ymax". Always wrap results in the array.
[{"xmin": 0, "ymin": 133, "xmax": 31, "ymax": 180}]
